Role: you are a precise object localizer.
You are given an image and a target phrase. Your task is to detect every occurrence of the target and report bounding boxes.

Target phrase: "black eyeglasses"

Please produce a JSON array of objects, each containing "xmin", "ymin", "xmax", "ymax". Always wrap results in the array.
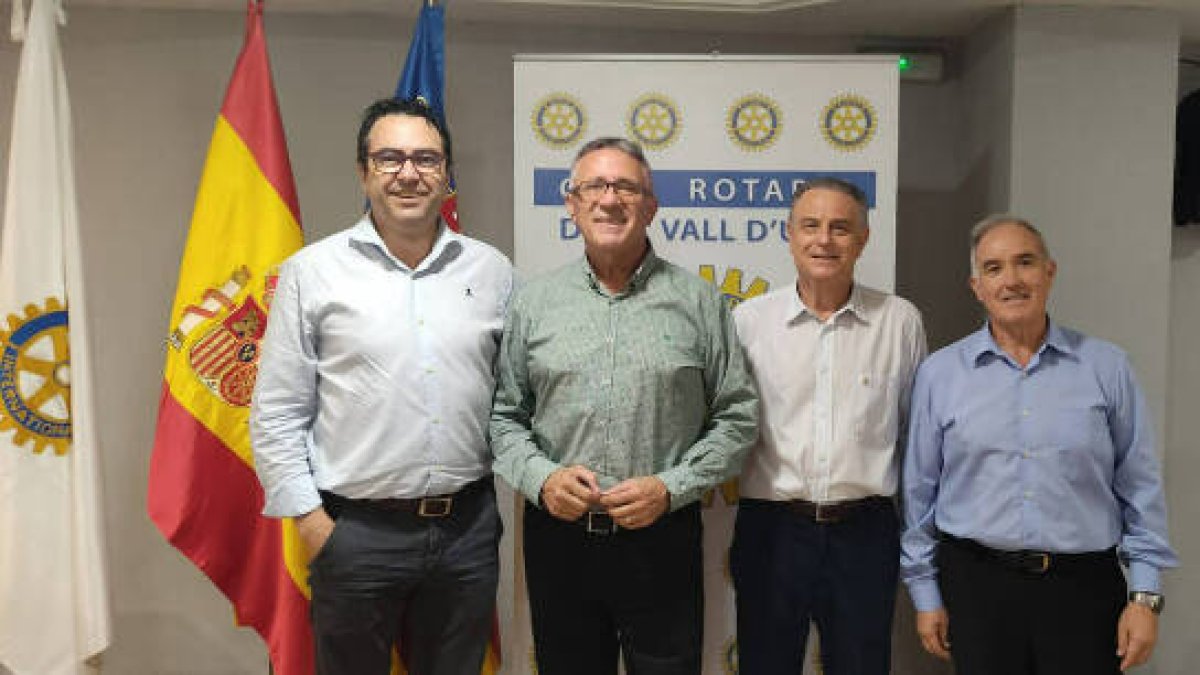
[
  {"xmin": 568, "ymin": 178, "xmax": 646, "ymax": 201},
  {"xmin": 368, "ymin": 149, "xmax": 445, "ymax": 175}
]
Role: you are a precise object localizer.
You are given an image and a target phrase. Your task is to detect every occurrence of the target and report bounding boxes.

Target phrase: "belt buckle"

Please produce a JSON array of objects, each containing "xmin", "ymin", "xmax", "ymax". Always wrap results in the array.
[
  {"xmin": 586, "ymin": 511, "xmax": 616, "ymax": 535},
  {"xmin": 814, "ymin": 503, "xmax": 836, "ymax": 524},
  {"xmin": 1033, "ymin": 552, "xmax": 1051, "ymax": 574},
  {"xmin": 418, "ymin": 496, "xmax": 453, "ymax": 517}
]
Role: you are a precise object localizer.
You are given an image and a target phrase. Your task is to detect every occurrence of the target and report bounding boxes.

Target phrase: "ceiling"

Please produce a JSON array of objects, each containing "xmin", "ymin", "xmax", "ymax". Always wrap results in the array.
[{"xmin": 31, "ymin": 0, "xmax": 1200, "ymax": 47}]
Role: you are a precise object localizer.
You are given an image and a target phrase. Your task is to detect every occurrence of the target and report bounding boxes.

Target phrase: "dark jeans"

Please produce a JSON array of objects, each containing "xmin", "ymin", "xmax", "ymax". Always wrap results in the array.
[
  {"xmin": 522, "ymin": 502, "xmax": 704, "ymax": 675},
  {"xmin": 938, "ymin": 538, "xmax": 1125, "ymax": 675},
  {"xmin": 308, "ymin": 479, "xmax": 500, "ymax": 675},
  {"xmin": 731, "ymin": 498, "xmax": 900, "ymax": 675}
]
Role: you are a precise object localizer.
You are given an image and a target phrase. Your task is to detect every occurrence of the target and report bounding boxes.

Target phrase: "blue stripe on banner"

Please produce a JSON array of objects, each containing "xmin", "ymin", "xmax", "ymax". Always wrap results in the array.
[{"xmin": 534, "ymin": 169, "xmax": 877, "ymax": 208}]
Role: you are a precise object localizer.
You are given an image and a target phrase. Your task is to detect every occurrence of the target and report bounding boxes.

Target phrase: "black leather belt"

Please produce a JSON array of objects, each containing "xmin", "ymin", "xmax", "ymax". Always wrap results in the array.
[
  {"xmin": 322, "ymin": 477, "xmax": 489, "ymax": 518},
  {"xmin": 779, "ymin": 495, "xmax": 892, "ymax": 524},
  {"xmin": 941, "ymin": 533, "xmax": 1117, "ymax": 575}
]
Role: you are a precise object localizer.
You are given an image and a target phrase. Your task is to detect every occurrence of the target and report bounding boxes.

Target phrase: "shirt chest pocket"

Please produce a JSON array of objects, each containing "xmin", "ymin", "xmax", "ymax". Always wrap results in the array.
[
  {"xmin": 1041, "ymin": 404, "xmax": 1111, "ymax": 483},
  {"xmin": 850, "ymin": 372, "xmax": 900, "ymax": 446}
]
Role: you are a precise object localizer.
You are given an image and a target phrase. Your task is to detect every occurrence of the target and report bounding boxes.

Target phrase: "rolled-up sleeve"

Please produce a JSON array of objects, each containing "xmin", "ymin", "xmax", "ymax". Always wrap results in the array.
[
  {"xmin": 657, "ymin": 292, "xmax": 758, "ymax": 509},
  {"xmin": 250, "ymin": 260, "xmax": 322, "ymax": 518},
  {"xmin": 490, "ymin": 292, "xmax": 560, "ymax": 506}
]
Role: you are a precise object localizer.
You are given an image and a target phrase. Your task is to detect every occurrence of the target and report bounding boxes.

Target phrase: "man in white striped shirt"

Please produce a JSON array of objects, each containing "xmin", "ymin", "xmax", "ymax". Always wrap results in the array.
[{"xmin": 731, "ymin": 177, "xmax": 926, "ymax": 675}]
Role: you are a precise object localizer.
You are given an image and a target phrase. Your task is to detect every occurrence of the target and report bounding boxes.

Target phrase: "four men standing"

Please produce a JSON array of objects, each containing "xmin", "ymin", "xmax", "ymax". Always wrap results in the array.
[{"xmin": 249, "ymin": 98, "xmax": 1176, "ymax": 674}]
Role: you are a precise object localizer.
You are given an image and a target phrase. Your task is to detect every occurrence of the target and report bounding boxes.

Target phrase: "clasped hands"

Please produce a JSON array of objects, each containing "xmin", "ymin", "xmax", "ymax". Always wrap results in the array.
[{"xmin": 540, "ymin": 465, "xmax": 669, "ymax": 529}]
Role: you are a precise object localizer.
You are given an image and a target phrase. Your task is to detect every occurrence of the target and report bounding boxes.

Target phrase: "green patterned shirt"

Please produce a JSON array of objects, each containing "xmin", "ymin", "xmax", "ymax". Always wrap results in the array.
[{"xmin": 490, "ymin": 248, "xmax": 758, "ymax": 510}]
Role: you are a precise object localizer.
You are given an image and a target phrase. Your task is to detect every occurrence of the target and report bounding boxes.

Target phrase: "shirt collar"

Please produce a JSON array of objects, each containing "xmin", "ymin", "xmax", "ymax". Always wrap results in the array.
[
  {"xmin": 787, "ymin": 283, "xmax": 869, "ymax": 325},
  {"xmin": 966, "ymin": 317, "xmax": 1074, "ymax": 365},
  {"xmin": 348, "ymin": 214, "xmax": 457, "ymax": 273},
  {"xmin": 578, "ymin": 240, "xmax": 660, "ymax": 296}
]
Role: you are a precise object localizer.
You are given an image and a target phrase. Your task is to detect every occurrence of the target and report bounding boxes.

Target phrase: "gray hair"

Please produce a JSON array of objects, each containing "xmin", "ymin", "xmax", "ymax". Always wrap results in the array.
[
  {"xmin": 968, "ymin": 214, "xmax": 1052, "ymax": 276},
  {"xmin": 790, "ymin": 176, "xmax": 869, "ymax": 229},
  {"xmin": 569, "ymin": 137, "xmax": 654, "ymax": 189}
]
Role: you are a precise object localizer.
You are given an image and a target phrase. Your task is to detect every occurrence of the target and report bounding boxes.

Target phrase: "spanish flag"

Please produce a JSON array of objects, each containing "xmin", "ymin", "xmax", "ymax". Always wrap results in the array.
[{"xmin": 147, "ymin": 2, "xmax": 310, "ymax": 674}]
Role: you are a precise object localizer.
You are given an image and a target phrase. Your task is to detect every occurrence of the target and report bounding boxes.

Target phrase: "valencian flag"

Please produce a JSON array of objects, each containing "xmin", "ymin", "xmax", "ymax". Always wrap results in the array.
[
  {"xmin": 396, "ymin": 0, "xmax": 461, "ymax": 232},
  {"xmin": 146, "ymin": 2, "xmax": 310, "ymax": 674},
  {"xmin": 0, "ymin": 1, "xmax": 111, "ymax": 673}
]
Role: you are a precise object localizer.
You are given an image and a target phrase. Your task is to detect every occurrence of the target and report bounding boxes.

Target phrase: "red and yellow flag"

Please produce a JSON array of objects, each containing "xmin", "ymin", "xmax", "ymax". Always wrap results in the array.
[{"xmin": 147, "ymin": 2, "xmax": 310, "ymax": 673}]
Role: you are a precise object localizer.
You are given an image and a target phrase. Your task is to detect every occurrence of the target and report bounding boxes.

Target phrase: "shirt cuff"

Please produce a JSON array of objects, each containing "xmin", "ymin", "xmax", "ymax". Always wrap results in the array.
[
  {"xmin": 906, "ymin": 578, "xmax": 944, "ymax": 612},
  {"xmin": 521, "ymin": 455, "xmax": 561, "ymax": 507},
  {"xmin": 1127, "ymin": 561, "xmax": 1162, "ymax": 594},
  {"xmin": 261, "ymin": 475, "xmax": 323, "ymax": 519},
  {"xmin": 655, "ymin": 466, "xmax": 698, "ymax": 511}
]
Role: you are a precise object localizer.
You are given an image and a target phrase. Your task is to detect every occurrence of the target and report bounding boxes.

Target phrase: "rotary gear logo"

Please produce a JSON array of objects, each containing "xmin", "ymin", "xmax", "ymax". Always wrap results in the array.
[
  {"xmin": 699, "ymin": 264, "xmax": 770, "ymax": 311},
  {"xmin": 726, "ymin": 94, "xmax": 782, "ymax": 152},
  {"xmin": 627, "ymin": 93, "xmax": 681, "ymax": 150},
  {"xmin": 531, "ymin": 93, "xmax": 587, "ymax": 149},
  {"xmin": 821, "ymin": 93, "xmax": 877, "ymax": 151},
  {"xmin": 0, "ymin": 297, "xmax": 72, "ymax": 455}
]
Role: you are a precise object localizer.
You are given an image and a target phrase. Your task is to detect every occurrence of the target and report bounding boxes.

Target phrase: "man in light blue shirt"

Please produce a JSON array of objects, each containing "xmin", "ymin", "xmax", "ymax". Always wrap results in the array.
[
  {"xmin": 251, "ymin": 98, "xmax": 513, "ymax": 675},
  {"xmin": 901, "ymin": 215, "xmax": 1177, "ymax": 675}
]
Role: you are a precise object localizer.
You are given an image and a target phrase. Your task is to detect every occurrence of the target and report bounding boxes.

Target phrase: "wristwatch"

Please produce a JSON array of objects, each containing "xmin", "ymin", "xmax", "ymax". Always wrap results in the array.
[{"xmin": 1129, "ymin": 591, "xmax": 1165, "ymax": 614}]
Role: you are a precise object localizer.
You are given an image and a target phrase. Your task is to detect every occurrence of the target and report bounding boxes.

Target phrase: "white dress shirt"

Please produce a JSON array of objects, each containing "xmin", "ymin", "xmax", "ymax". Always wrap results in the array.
[
  {"xmin": 734, "ymin": 284, "xmax": 926, "ymax": 502},
  {"xmin": 250, "ymin": 216, "xmax": 514, "ymax": 517}
]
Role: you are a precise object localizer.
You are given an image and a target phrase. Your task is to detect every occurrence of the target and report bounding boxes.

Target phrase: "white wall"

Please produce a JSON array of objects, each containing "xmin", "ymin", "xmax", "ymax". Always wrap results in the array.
[
  {"xmin": 1163, "ymin": 57, "xmax": 1200, "ymax": 674},
  {"xmin": 1010, "ymin": 7, "xmax": 1178, "ymax": 437}
]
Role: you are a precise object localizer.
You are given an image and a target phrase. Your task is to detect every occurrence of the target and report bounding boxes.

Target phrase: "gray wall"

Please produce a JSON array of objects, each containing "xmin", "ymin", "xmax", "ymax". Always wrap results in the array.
[{"xmin": 0, "ymin": 4, "xmax": 1194, "ymax": 674}]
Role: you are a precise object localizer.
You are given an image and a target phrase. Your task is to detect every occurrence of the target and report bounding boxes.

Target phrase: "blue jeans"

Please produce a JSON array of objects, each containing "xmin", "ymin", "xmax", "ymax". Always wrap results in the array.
[{"xmin": 731, "ymin": 498, "xmax": 899, "ymax": 675}]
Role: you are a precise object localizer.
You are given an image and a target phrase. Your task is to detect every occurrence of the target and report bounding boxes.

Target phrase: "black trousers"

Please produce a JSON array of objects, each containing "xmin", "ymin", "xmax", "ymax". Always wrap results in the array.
[
  {"xmin": 938, "ymin": 537, "xmax": 1126, "ymax": 675},
  {"xmin": 731, "ymin": 498, "xmax": 899, "ymax": 675},
  {"xmin": 308, "ymin": 480, "xmax": 500, "ymax": 675},
  {"xmin": 522, "ymin": 502, "xmax": 704, "ymax": 675}
]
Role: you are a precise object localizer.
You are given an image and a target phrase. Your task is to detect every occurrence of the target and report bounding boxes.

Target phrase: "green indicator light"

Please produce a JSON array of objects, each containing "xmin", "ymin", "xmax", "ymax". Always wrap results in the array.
[{"xmin": 898, "ymin": 56, "xmax": 912, "ymax": 71}]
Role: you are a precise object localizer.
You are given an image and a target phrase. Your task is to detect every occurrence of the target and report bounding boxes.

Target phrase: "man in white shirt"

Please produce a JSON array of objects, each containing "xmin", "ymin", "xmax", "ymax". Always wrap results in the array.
[
  {"xmin": 732, "ymin": 177, "xmax": 926, "ymax": 675},
  {"xmin": 250, "ymin": 98, "xmax": 513, "ymax": 675}
]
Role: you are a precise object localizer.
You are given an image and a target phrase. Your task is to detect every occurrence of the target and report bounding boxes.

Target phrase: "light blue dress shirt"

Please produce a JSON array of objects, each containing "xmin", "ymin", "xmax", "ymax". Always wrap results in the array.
[
  {"xmin": 901, "ymin": 321, "xmax": 1177, "ymax": 612},
  {"xmin": 250, "ymin": 216, "xmax": 514, "ymax": 517}
]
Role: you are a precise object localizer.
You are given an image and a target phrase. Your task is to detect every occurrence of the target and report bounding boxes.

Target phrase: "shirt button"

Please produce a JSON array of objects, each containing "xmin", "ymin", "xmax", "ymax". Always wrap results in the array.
[
  {"xmin": 1024, "ymin": 491, "xmax": 1032, "ymax": 499},
  {"xmin": 1022, "ymin": 409, "xmax": 1030, "ymax": 416}
]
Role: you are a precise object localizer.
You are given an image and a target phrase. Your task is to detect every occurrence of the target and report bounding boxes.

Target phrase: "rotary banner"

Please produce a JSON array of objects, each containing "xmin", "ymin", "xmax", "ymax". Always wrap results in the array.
[
  {"xmin": 146, "ymin": 2, "xmax": 310, "ymax": 673},
  {"xmin": 0, "ymin": 0, "xmax": 111, "ymax": 673}
]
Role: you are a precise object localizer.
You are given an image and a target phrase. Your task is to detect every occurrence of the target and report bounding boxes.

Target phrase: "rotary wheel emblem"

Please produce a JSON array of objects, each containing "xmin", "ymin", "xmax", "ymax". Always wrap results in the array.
[
  {"xmin": 727, "ymin": 94, "xmax": 782, "ymax": 151},
  {"xmin": 531, "ymin": 93, "xmax": 586, "ymax": 148},
  {"xmin": 0, "ymin": 297, "xmax": 72, "ymax": 455},
  {"xmin": 627, "ymin": 94, "xmax": 681, "ymax": 150},
  {"xmin": 821, "ymin": 93, "xmax": 877, "ymax": 151}
]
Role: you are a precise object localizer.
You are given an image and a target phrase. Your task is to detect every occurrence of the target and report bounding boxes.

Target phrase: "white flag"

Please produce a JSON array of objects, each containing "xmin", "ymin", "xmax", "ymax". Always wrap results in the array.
[{"xmin": 0, "ymin": 0, "xmax": 112, "ymax": 673}]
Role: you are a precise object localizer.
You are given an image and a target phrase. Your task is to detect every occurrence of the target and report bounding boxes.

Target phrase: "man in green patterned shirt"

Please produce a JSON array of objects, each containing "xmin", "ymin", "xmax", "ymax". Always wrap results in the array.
[{"xmin": 491, "ymin": 137, "xmax": 758, "ymax": 675}]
